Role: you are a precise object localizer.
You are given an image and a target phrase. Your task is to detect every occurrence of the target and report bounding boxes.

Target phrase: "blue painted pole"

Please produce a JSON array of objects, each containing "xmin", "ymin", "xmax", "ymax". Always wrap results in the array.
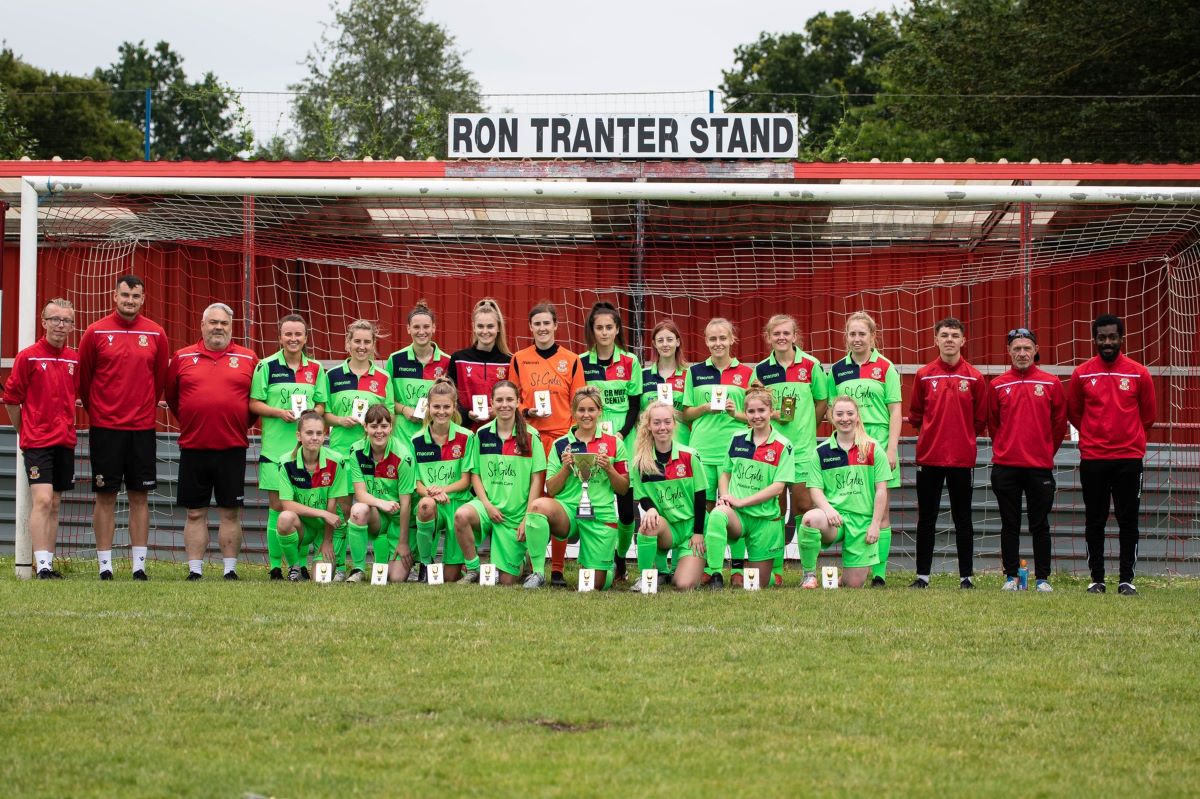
[
  {"xmin": 144, "ymin": 88, "xmax": 152, "ymax": 161},
  {"xmin": 708, "ymin": 89, "xmax": 715, "ymax": 113}
]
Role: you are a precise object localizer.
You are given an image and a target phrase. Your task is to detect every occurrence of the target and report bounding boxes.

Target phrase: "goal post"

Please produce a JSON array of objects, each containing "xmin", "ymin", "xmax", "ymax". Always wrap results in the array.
[{"xmin": 12, "ymin": 172, "xmax": 1200, "ymax": 578}]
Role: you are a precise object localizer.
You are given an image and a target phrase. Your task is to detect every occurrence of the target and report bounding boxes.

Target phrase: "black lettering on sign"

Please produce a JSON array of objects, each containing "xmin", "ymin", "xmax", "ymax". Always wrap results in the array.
[
  {"xmin": 728, "ymin": 118, "xmax": 748, "ymax": 152},
  {"xmin": 551, "ymin": 118, "xmax": 571, "ymax": 152},
  {"xmin": 572, "ymin": 120, "xmax": 593, "ymax": 151},
  {"xmin": 659, "ymin": 117, "xmax": 678, "ymax": 153},
  {"xmin": 690, "ymin": 118, "xmax": 709, "ymax": 153},
  {"xmin": 616, "ymin": 118, "xmax": 636, "ymax": 152},
  {"xmin": 594, "ymin": 117, "xmax": 614, "ymax": 152},
  {"xmin": 710, "ymin": 117, "xmax": 729, "ymax": 150},
  {"xmin": 530, "ymin": 118, "xmax": 549, "ymax": 151},
  {"xmin": 750, "ymin": 117, "xmax": 769, "ymax": 153},
  {"xmin": 774, "ymin": 118, "xmax": 795, "ymax": 153},
  {"xmin": 451, "ymin": 118, "xmax": 474, "ymax": 154},
  {"xmin": 476, "ymin": 118, "xmax": 496, "ymax": 153},
  {"xmin": 498, "ymin": 117, "xmax": 517, "ymax": 152},
  {"xmin": 637, "ymin": 118, "xmax": 656, "ymax": 153}
]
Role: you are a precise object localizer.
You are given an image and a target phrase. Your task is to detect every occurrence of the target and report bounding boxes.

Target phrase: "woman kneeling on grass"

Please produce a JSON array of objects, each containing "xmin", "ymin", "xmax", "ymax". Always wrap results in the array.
[
  {"xmin": 629, "ymin": 401, "xmax": 709, "ymax": 591},
  {"xmin": 453, "ymin": 380, "xmax": 547, "ymax": 587},
  {"xmin": 344, "ymin": 405, "xmax": 415, "ymax": 584},
  {"xmin": 525, "ymin": 386, "xmax": 630, "ymax": 591},
  {"xmin": 798, "ymin": 395, "xmax": 892, "ymax": 589},
  {"xmin": 411, "ymin": 378, "xmax": 475, "ymax": 583},
  {"xmin": 703, "ymin": 383, "xmax": 794, "ymax": 589},
  {"xmin": 268, "ymin": 411, "xmax": 349, "ymax": 581}
]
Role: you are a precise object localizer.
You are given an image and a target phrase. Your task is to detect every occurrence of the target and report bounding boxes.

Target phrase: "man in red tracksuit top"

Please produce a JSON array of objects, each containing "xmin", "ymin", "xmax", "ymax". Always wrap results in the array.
[
  {"xmin": 165, "ymin": 303, "xmax": 257, "ymax": 581},
  {"xmin": 3, "ymin": 299, "xmax": 79, "ymax": 578},
  {"xmin": 1067, "ymin": 314, "xmax": 1155, "ymax": 596},
  {"xmin": 988, "ymin": 328, "xmax": 1067, "ymax": 591},
  {"xmin": 908, "ymin": 318, "xmax": 988, "ymax": 589},
  {"xmin": 77, "ymin": 275, "xmax": 169, "ymax": 581}
]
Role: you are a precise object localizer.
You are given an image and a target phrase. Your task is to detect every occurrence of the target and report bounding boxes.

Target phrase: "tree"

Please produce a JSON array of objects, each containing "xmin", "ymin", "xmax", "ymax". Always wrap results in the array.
[
  {"xmin": 851, "ymin": 0, "xmax": 1200, "ymax": 162},
  {"xmin": 291, "ymin": 0, "xmax": 483, "ymax": 160},
  {"xmin": 95, "ymin": 41, "xmax": 251, "ymax": 160},
  {"xmin": 0, "ymin": 48, "xmax": 142, "ymax": 160},
  {"xmin": 0, "ymin": 88, "xmax": 36, "ymax": 159},
  {"xmin": 720, "ymin": 11, "xmax": 899, "ymax": 158}
]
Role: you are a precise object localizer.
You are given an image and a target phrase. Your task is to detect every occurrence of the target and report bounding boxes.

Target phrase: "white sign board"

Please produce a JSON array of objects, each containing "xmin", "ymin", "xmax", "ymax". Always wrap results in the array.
[{"xmin": 448, "ymin": 114, "xmax": 798, "ymax": 159}]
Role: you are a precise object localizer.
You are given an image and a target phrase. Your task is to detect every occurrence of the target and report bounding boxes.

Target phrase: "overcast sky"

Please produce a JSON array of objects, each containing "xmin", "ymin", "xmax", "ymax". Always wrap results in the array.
[{"xmin": 6, "ymin": 0, "xmax": 894, "ymax": 95}]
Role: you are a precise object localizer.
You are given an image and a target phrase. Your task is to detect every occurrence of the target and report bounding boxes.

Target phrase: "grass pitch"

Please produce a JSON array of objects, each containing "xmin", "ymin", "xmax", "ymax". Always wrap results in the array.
[{"xmin": 1, "ymin": 560, "xmax": 1198, "ymax": 798}]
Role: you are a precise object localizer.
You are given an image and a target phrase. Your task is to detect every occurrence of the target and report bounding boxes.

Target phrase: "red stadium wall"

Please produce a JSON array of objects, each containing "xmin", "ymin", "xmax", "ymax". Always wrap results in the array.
[{"xmin": 1, "ymin": 241, "xmax": 1194, "ymax": 443}]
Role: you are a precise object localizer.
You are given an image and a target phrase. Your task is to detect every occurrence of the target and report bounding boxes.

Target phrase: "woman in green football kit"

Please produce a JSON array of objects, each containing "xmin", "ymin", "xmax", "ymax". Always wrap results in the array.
[
  {"xmin": 526, "ymin": 386, "xmax": 630, "ymax": 591},
  {"xmin": 829, "ymin": 312, "xmax": 901, "ymax": 586},
  {"xmin": 799, "ymin": 395, "xmax": 891, "ymax": 589},
  {"xmin": 346, "ymin": 405, "xmax": 415, "ymax": 584},
  {"xmin": 322, "ymin": 320, "xmax": 395, "ymax": 579},
  {"xmin": 703, "ymin": 384, "xmax": 794, "ymax": 589},
  {"xmin": 268, "ymin": 411, "xmax": 348, "ymax": 582},
  {"xmin": 638, "ymin": 320, "xmax": 690, "ymax": 444},
  {"xmin": 580, "ymin": 302, "xmax": 643, "ymax": 582},
  {"xmin": 411, "ymin": 378, "xmax": 475, "ymax": 583},
  {"xmin": 388, "ymin": 300, "xmax": 453, "ymax": 442},
  {"xmin": 249, "ymin": 315, "xmax": 329, "ymax": 580},
  {"xmin": 683, "ymin": 318, "xmax": 753, "ymax": 584},
  {"xmin": 454, "ymin": 380, "xmax": 547, "ymax": 587},
  {"xmin": 629, "ymin": 402, "xmax": 708, "ymax": 591}
]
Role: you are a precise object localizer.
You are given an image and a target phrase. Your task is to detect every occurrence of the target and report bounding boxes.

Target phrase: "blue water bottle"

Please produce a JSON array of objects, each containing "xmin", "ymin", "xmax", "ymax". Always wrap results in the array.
[{"xmin": 1017, "ymin": 559, "xmax": 1029, "ymax": 591}]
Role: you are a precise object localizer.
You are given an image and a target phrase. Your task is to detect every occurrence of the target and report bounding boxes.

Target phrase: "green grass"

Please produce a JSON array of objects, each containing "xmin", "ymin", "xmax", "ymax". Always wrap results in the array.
[{"xmin": 2, "ymin": 560, "xmax": 1198, "ymax": 798}]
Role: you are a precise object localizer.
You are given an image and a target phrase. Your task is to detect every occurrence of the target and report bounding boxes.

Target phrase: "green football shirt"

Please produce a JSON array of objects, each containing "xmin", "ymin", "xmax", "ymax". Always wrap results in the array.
[
  {"xmin": 811, "ymin": 435, "xmax": 893, "ymax": 518},
  {"xmin": 829, "ymin": 350, "xmax": 901, "ymax": 432},
  {"xmin": 720, "ymin": 429, "xmax": 795, "ymax": 519},
  {"xmin": 753, "ymin": 347, "xmax": 829, "ymax": 450},
  {"xmin": 547, "ymin": 429, "xmax": 629, "ymax": 520},
  {"xmin": 346, "ymin": 435, "xmax": 416, "ymax": 503},
  {"xmin": 682, "ymin": 357, "xmax": 754, "ymax": 464},
  {"xmin": 411, "ymin": 422, "xmax": 474, "ymax": 503},
  {"xmin": 385, "ymin": 343, "xmax": 452, "ymax": 441},
  {"xmin": 276, "ymin": 445, "xmax": 353, "ymax": 508},
  {"xmin": 639, "ymin": 364, "xmax": 690, "ymax": 445},
  {"xmin": 322, "ymin": 360, "xmax": 395, "ymax": 457},
  {"xmin": 581, "ymin": 347, "xmax": 643, "ymax": 434},
  {"xmin": 630, "ymin": 443, "xmax": 707, "ymax": 525},
  {"xmin": 464, "ymin": 420, "xmax": 547, "ymax": 522},
  {"xmin": 250, "ymin": 350, "xmax": 329, "ymax": 462}
]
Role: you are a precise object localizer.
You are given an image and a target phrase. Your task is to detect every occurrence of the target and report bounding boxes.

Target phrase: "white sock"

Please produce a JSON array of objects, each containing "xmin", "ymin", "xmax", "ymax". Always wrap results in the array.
[
  {"xmin": 917, "ymin": 574, "xmax": 930, "ymax": 583},
  {"xmin": 188, "ymin": 559, "xmax": 203, "ymax": 575},
  {"xmin": 223, "ymin": 557, "xmax": 237, "ymax": 575},
  {"xmin": 35, "ymin": 550, "xmax": 53, "ymax": 571},
  {"xmin": 131, "ymin": 546, "xmax": 148, "ymax": 572},
  {"xmin": 98, "ymin": 550, "xmax": 113, "ymax": 574}
]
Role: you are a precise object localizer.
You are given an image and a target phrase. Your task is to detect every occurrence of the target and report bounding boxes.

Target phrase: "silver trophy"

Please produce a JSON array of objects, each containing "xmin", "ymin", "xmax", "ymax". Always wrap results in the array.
[{"xmin": 571, "ymin": 452, "xmax": 598, "ymax": 519}]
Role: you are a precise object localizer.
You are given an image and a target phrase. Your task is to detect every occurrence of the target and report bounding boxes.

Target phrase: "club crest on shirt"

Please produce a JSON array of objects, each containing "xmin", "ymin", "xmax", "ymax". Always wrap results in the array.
[
  {"xmin": 369, "ymin": 380, "xmax": 379, "ymax": 392},
  {"xmin": 229, "ymin": 357, "xmax": 240, "ymax": 369},
  {"xmin": 872, "ymin": 367, "xmax": 882, "ymax": 380},
  {"xmin": 733, "ymin": 374, "xmax": 744, "ymax": 386},
  {"xmin": 597, "ymin": 443, "xmax": 609, "ymax": 455},
  {"xmin": 28, "ymin": 466, "xmax": 40, "ymax": 480},
  {"xmin": 451, "ymin": 444, "xmax": 462, "ymax": 458},
  {"xmin": 959, "ymin": 380, "xmax": 969, "ymax": 392},
  {"xmin": 1034, "ymin": 384, "xmax": 1045, "ymax": 396},
  {"xmin": 386, "ymin": 465, "xmax": 396, "ymax": 478},
  {"xmin": 765, "ymin": 449, "xmax": 776, "ymax": 463},
  {"xmin": 556, "ymin": 359, "xmax": 568, "ymax": 374},
  {"xmin": 434, "ymin": 366, "xmax": 445, "ymax": 378},
  {"xmin": 1119, "ymin": 378, "xmax": 1131, "ymax": 391},
  {"xmin": 68, "ymin": 363, "xmax": 75, "ymax": 375},
  {"xmin": 138, "ymin": 334, "xmax": 149, "ymax": 347},
  {"xmin": 497, "ymin": 367, "xmax": 507, "ymax": 379},
  {"xmin": 616, "ymin": 365, "xmax": 625, "ymax": 378},
  {"xmin": 798, "ymin": 369, "xmax": 808, "ymax": 381},
  {"xmin": 676, "ymin": 463, "xmax": 686, "ymax": 477},
  {"xmin": 321, "ymin": 472, "xmax": 332, "ymax": 486}
]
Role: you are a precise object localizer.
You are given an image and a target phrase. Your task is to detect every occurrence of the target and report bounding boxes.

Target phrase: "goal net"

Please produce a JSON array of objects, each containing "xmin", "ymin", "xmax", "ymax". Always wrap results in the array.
[{"xmin": 14, "ymin": 172, "xmax": 1200, "ymax": 576}]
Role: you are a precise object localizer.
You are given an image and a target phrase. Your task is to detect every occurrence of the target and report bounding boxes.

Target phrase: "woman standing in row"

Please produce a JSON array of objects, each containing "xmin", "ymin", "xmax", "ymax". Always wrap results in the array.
[
  {"xmin": 387, "ymin": 300, "xmax": 453, "ymax": 443},
  {"xmin": 509, "ymin": 302, "xmax": 586, "ymax": 587},
  {"xmin": 447, "ymin": 298, "xmax": 512, "ymax": 430},
  {"xmin": 829, "ymin": 312, "xmax": 901, "ymax": 587}
]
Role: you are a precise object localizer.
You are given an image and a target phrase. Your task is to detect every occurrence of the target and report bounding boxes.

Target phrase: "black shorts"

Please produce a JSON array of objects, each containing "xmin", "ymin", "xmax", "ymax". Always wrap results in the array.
[
  {"xmin": 24, "ymin": 446, "xmax": 76, "ymax": 492},
  {"xmin": 90, "ymin": 427, "xmax": 158, "ymax": 493},
  {"xmin": 177, "ymin": 448, "xmax": 247, "ymax": 509}
]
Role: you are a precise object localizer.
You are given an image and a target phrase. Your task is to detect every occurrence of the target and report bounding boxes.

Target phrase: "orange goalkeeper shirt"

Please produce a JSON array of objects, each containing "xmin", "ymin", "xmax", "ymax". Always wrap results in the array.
[{"xmin": 509, "ymin": 344, "xmax": 586, "ymax": 446}]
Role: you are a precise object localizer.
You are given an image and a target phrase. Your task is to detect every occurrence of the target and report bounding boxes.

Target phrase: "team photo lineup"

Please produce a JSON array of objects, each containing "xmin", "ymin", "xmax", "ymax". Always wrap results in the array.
[{"xmin": 4, "ymin": 273, "xmax": 1157, "ymax": 594}]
